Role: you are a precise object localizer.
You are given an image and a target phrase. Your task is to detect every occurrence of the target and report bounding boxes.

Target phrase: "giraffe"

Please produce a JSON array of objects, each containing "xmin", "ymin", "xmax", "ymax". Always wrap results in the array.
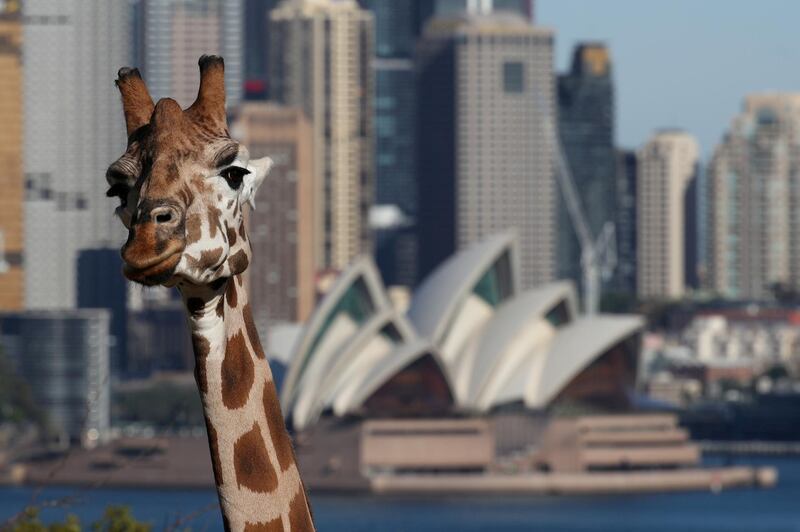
[{"xmin": 106, "ymin": 55, "xmax": 315, "ymax": 532}]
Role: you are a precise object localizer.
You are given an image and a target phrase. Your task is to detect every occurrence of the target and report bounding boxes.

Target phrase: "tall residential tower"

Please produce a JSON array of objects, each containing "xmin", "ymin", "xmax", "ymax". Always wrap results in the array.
[
  {"xmin": 269, "ymin": 0, "xmax": 374, "ymax": 271},
  {"xmin": 707, "ymin": 94, "xmax": 800, "ymax": 299},
  {"xmin": 636, "ymin": 130, "xmax": 699, "ymax": 299}
]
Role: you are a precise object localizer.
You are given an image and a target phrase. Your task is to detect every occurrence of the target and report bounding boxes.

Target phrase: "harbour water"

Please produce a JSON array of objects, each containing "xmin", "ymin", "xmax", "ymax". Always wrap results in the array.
[{"xmin": 1, "ymin": 456, "xmax": 798, "ymax": 531}]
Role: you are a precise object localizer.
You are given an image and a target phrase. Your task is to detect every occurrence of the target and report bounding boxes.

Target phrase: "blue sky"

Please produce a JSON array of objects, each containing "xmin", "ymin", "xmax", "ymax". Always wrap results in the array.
[{"xmin": 538, "ymin": 0, "xmax": 800, "ymax": 158}]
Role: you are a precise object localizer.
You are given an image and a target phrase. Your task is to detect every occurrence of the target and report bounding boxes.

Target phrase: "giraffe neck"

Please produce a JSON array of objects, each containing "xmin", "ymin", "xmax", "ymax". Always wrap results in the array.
[{"xmin": 180, "ymin": 275, "xmax": 315, "ymax": 532}]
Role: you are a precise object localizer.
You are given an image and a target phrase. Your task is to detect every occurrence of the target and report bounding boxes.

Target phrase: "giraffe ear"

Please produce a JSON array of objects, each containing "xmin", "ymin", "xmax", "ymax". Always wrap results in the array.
[{"xmin": 243, "ymin": 156, "xmax": 273, "ymax": 209}]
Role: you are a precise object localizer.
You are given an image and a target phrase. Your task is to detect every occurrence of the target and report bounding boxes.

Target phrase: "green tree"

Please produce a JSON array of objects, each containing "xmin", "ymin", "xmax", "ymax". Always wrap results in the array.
[
  {"xmin": 90, "ymin": 506, "xmax": 151, "ymax": 532},
  {"xmin": 5, "ymin": 505, "xmax": 152, "ymax": 532}
]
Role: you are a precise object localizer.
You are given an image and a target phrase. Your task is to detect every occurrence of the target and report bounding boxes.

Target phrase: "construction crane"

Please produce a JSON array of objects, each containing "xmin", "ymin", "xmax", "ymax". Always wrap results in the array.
[{"xmin": 536, "ymin": 90, "xmax": 617, "ymax": 315}]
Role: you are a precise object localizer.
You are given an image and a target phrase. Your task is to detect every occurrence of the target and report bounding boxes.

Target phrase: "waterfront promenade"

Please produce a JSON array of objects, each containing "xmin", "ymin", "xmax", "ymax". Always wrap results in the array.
[{"xmin": 2, "ymin": 436, "xmax": 777, "ymax": 495}]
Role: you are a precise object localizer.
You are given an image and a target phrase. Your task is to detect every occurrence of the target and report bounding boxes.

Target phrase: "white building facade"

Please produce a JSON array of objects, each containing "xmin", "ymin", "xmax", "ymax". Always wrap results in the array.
[
  {"xmin": 269, "ymin": 0, "xmax": 374, "ymax": 271},
  {"xmin": 707, "ymin": 94, "xmax": 800, "ymax": 299},
  {"xmin": 22, "ymin": 0, "xmax": 131, "ymax": 308},
  {"xmin": 636, "ymin": 130, "xmax": 699, "ymax": 299}
]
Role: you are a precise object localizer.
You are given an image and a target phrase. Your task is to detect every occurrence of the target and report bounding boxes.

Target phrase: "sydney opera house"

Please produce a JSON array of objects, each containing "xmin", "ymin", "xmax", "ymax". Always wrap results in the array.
[
  {"xmin": 283, "ymin": 232, "xmax": 644, "ymax": 430},
  {"xmin": 280, "ymin": 233, "xmax": 671, "ymax": 487}
]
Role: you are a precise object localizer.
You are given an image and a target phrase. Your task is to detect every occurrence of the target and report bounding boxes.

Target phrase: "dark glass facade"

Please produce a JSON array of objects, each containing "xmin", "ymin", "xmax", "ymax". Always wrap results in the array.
[
  {"xmin": 244, "ymin": 0, "xmax": 280, "ymax": 98},
  {"xmin": 359, "ymin": 0, "xmax": 428, "ymax": 286},
  {"xmin": 557, "ymin": 44, "xmax": 616, "ymax": 295},
  {"xmin": 415, "ymin": 34, "xmax": 457, "ymax": 281},
  {"xmin": 373, "ymin": 67, "xmax": 417, "ymax": 215},
  {"xmin": 375, "ymin": 223, "xmax": 419, "ymax": 287},
  {"xmin": 544, "ymin": 300, "xmax": 570, "ymax": 327},
  {"xmin": 613, "ymin": 149, "xmax": 637, "ymax": 295},
  {"xmin": 77, "ymin": 248, "xmax": 127, "ymax": 377},
  {"xmin": 473, "ymin": 251, "xmax": 515, "ymax": 307}
]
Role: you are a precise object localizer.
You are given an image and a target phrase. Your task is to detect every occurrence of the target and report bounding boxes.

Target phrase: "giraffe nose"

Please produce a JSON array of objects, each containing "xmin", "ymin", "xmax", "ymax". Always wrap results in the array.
[
  {"xmin": 135, "ymin": 199, "xmax": 183, "ymax": 230},
  {"xmin": 151, "ymin": 205, "xmax": 178, "ymax": 226},
  {"xmin": 122, "ymin": 199, "xmax": 186, "ymax": 277}
]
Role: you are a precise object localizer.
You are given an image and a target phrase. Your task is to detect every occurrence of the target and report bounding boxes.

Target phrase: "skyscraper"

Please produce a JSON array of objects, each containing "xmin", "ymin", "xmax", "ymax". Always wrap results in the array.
[
  {"xmin": 0, "ymin": 309, "xmax": 111, "ymax": 447},
  {"xmin": 613, "ymin": 149, "xmax": 637, "ymax": 296},
  {"xmin": 137, "ymin": 0, "xmax": 244, "ymax": 108},
  {"xmin": 243, "ymin": 0, "xmax": 280, "ymax": 98},
  {"xmin": 416, "ymin": 13, "xmax": 555, "ymax": 288},
  {"xmin": 416, "ymin": 12, "xmax": 555, "ymax": 288},
  {"xmin": 707, "ymin": 94, "xmax": 800, "ymax": 299},
  {"xmin": 269, "ymin": 0, "xmax": 374, "ymax": 271},
  {"xmin": 22, "ymin": 0, "xmax": 131, "ymax": 309},
  {"xmin": 77, "ymin": 248, "xmax": 128, "ymax": 376},
  {"xmin": 557, "ymin": 43, "xmax": 616, "ymax": 294},
  {"xmin": 231, "ymin": 103, "xmax": 316, "ymax": 326},
  {"xmin": 358, "ymin": 0, "xmax": 422, "ymax": 287},
  {"xmin": 0, "ymin": 2, "xmax": 23, "ymax": 309},
  {"xmin": 359, "ymin": 0, "xmax": 417, "ymax": 216},
  {"xmin": 636, "ymin": 130, "xmax": 699, "ymax": 299}
]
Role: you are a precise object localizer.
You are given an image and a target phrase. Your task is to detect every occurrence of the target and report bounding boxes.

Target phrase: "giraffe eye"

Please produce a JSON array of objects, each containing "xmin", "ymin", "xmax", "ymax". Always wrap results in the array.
[{"xmin": 220, "ymin": 166, "xmax": 250, "ymax": 190}]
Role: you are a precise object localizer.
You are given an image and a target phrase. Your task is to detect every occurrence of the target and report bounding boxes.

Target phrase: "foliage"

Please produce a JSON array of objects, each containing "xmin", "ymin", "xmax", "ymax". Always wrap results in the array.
[
  {"xmin": 5, "ymin": 506, "xmax": 152, "ymax": 532},
  {"xmin": 90, "ymin": 506, "xmax": 151, "ymax": 532}
]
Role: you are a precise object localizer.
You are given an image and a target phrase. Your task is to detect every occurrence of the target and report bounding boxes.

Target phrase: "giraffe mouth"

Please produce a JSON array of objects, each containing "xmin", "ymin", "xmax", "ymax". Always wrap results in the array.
[{"xmin": 122, "ymin": 244, "xmax": 185, "ymax": 286}]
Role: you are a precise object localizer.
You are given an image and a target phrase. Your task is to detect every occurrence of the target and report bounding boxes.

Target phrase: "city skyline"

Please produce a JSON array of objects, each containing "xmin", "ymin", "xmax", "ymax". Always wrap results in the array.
[
  {"xmin": 2, "ymin": 2, "xmax": 800, "ymax": 529},
  {"xmin": 539, "ymin": 0, "xmax": 800, "ymax": 158}
]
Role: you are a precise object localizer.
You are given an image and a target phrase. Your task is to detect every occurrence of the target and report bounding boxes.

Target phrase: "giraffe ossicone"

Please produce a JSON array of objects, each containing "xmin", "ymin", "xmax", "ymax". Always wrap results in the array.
[{"xmin": 106, "ymin": 55, "xmax": 315, "ymax": 532}]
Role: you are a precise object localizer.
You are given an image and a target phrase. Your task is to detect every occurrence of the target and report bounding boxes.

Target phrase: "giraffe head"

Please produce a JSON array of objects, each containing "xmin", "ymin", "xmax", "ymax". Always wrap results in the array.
[{"xmin": 106, "ymin": 55, "xmax": 272, "ymax": 288}]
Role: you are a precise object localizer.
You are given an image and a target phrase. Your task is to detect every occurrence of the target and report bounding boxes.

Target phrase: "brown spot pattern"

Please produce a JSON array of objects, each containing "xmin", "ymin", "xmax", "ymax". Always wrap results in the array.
[
  {"xmin": 289, "ymin": 489, "xmax": 315, "ymax": 531},
  {"xmin": 200, "ymin": 247, "xmax": 223, "ymax": 268},
  {"xmin": 226, "ymin": 225, "xmax": 237, "ymax": 247},
  {"xmin": 221, "ymin": 331, "xmax": 254, "ymax": 409},
  {"xmin": 243, "ymin": 304, "xmax": 265, "ymax": 359},
  {"xmin": 233, "ymin": 422, "xmax": 278, "ymax": 493},
  {"xmin": 243, "ymin": 518, "xmax": 283, "ymax": 532},
  {"xmin": 208, "ymin": 206, "xmax": 222, "ymax": 238},
  {"xmin": 191, "ymin": 333, "xmax": 210, "ymax": 394},
  {"xmin": 228, "ymin": 250, "xmax": 249, "ymax": 274},
  {"xmin": 205, "ymin": 418, "xmax": 224, "ymax": 486},
  {"xmin": 226, "ymin": 278, "xmax": 238, "ymax": 308},
  {"xmin": 186, "ymin": 214, "xmax": 202, "ymax": 244},
  {"xmin": 263, "ymin": 381, "xmax": 295, "ymax": 472}
]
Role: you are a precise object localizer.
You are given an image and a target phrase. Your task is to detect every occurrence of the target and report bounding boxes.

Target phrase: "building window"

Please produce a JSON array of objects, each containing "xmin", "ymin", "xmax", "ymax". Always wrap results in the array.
[{"xmin": 503, "ymin": 61, "xmax": 524, "ymax": 93}]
